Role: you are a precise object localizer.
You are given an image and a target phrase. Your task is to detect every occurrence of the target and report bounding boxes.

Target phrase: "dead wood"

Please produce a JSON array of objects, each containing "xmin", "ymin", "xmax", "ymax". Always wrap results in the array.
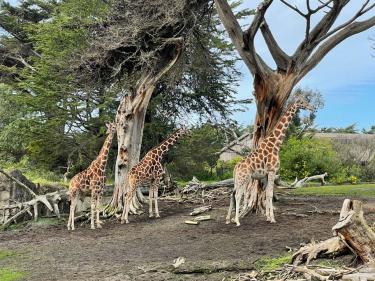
[
  {"xmin": 0, "ymin": 168, "xmax": 68, "ymax": 229},
  {"xmin": 293, "ymin": 199, "xmax": 375, "ymax": 266},
  {"xmin": 292, "ymin": 237, "xmax": 348, "ymax": 265},
  {"xmin": 169, "ymin": 259, "xmax": 255, "ymax": 274},
  {"xmin": 332, "ymin": 199, "xmax": 375, "ymax": 264},
  {"xmin": 190, "ymin": 205, "xmax": 212, "ymax": 216}
]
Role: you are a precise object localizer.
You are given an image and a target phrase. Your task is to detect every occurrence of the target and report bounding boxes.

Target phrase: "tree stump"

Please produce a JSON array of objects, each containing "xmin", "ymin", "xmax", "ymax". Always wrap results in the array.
[
  {"xmin": 333, "ymin": 199, "xmax": 375, "ymax": 264},
  {"xmin": 293, "ymin": 199, "xmax": 375, "ymax": 266}
]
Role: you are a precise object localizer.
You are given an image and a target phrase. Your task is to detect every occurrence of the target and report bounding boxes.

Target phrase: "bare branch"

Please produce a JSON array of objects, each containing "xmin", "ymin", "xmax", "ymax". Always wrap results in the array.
[
  {"xmin": 260, "ymin": 20, "xmax": 290, "ymax": 71},
  {"xmin": 242, "ymin": 0, "xmax": 273, "ymax": 76},
  {"xmin": 316, "ymin": 0, "xmax": 375, "ymax": 44},
  {"xmin": 299, "ymin": 16, "xmax": 375, "ymax": 80},
  {"xmin": 280, "ymin": 0, "xmax": 305, "ymax": 17},
  {"xmin": 0, "ymin": 168, "xmax": 37, "ymax": 197},
  {"xmin": 214, "ymin": 0, "xmax": 256, "ymax": 74}
]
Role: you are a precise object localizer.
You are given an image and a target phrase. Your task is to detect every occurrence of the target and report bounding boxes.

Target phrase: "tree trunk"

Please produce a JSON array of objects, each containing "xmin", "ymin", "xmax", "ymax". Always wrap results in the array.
[
  {"xmin": 108, "ymin": 75, "xmax": 155, "ymax": 212},
  {"xmin": 109, "ymin": 43, "xmax": 182, "ymax": 212},
  {"xmin": 244, "ymin": 73, "xmax": 297, "ymax": 218}
]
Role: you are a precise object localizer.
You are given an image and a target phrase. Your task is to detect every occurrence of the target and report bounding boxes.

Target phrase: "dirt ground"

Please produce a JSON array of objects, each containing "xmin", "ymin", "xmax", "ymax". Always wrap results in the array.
[{"xmin": 1, "ymin": 193, "xmax": 375, "ymax": 281}]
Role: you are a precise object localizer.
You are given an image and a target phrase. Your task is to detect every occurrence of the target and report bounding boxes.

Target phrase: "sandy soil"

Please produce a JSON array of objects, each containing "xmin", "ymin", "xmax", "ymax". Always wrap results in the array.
[{"xmin": 1, "ymin": 194, "xmax": 374, "ymax": 281}]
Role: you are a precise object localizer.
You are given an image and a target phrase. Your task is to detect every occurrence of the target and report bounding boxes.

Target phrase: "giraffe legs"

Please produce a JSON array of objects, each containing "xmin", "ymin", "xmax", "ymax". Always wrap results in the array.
[
  {"xmin": 265, "ymin": 171, "xmax": 276, "ymax": 223},
  {"xmin": 96, "ymin": 195, "xmax": 103, "ymax": 228},
  {"xmin": 149, "ymin": 184, "xmax": 154, "ymax": 218},
  {"xmin": 90, "ymin": 192, "xmax": 96, "ymax": 229},
  {"xmin": 234, "ymin": 186, "xmax": 244, "ymax": 226},
  {"xmin": 67, "ymin": 194, "xmax": 78, "ymax": 230},
  {"xmin": 153, "ymin": 182, "xmax": 160, "ymax": 218},
  {"xmin": 148, "ymin": 179, "xmax": 160, "ymax": 218},
  {"xmin": 121, "ymin": 192, "xmax": 132, "ymax": 224},
  {"xmin": 226, "ymin": 190, "xmax": 235, "ymax": 224}
]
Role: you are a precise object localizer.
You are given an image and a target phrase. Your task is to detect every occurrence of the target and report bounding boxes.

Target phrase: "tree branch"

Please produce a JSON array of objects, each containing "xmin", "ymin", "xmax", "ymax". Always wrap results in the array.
[
  {"xmin": 316, "ymin": 0, "xmax": 375, "ymax": 44},
  {"xmin": 260, "ymin": 20, "xmax": 290, "ymax": 71},
  {"xmin": 214, "ymin": 0, "xmax": 256, "ymax": 74},
  {"xmin": 0, "ymin": 168, "xmax": 37, "ymax": 197},
  {"xmin": 242, "ymin": 0, "xmax": 273, "ymax": 77},
  {"xmin": 299, "ymin": 16, "xmax": 375, "ymax": 80}
]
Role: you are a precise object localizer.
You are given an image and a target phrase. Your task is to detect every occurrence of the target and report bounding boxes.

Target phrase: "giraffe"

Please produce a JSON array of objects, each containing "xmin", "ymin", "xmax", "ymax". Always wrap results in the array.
[
  {"xmin": 67, "ymin": 122, "xmax": 116, "ymax": 230},
  {"xmin": 226, "ymin": 96, "xmax": 313, "ymax": 226},
  {"xmin": 120, "ymin": 126, "xmax": 189, "ymax": 224}
]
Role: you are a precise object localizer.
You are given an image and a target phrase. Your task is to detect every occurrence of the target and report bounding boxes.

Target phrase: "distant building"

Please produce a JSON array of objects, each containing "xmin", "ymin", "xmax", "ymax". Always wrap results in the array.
[{"xmin": 218, "ymin": 132, "xmax": 375, "ymax": 163}]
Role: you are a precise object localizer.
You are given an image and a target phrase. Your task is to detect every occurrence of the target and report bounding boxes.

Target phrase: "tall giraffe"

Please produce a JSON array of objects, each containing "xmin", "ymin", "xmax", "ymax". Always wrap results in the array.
[
  {"xmin": 120, "ymin": 127, "xmax": 189, "ymax": 224},
  {"xmin": 227, "ymin": 97, "xmax": 313, "ymax": 226},
  {"xmin": 67, "ymin": 122, "xmax": 116, "ymax": 230}
]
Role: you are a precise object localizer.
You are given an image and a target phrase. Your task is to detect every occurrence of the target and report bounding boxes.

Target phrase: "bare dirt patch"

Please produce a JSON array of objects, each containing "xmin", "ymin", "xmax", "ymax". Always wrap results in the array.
[{"xmin": 0, "ymin": 194, "xmax": 374, "ymax": 281}]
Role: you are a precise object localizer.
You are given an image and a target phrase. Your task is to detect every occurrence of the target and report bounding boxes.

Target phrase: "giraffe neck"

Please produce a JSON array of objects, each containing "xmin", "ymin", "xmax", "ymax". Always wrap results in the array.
[
  {"xmin": 267, "ymin": 103, "xmax": 299, "ymax": 149},
  {"xmin": 153, "ymin": 130, "xmax": 184, "ymax": 159},
  {"xmin": 95, "ymin": 131, "xmax": 115, "ymax": 168}
]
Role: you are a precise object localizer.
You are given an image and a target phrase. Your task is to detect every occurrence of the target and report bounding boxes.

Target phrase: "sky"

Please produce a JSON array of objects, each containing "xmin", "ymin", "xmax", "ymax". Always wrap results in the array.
[
  {"xmin": 232, "ymin": 1, "xmax": 375, "ymax": 130},
  {"xmin": 3, "ymin": 0, "xmax": 375, "ymax": 130}
]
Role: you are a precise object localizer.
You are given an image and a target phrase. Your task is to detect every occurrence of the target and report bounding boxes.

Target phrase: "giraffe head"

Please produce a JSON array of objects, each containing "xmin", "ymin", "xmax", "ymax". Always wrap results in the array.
[
  {"xmin": 105, "ymin": 122, "xmax": 116, "ymax": 135},
  {"xmin": 178, "ymin": 125, "xmax": 190, "ymax": 137},
  {"xmin": 294, "ymin": 96, "xmax": 314, "ymax": 111}
]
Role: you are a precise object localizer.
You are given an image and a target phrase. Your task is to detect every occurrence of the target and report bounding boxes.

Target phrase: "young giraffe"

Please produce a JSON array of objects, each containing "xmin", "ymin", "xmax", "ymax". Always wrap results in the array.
[
  {"xmin": 227, "ymin": 97, "xmax": 313, "ymax": 226},
  {"xmin": 121, "ymin": 127, "xmax": 189, "ymax": 224},
  {"xmin": 67, "ymin": 122, "xmax": 116, "ymax": 230}
]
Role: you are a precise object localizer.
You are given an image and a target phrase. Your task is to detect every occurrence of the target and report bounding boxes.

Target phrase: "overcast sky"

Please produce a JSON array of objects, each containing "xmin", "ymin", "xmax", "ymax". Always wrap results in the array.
[{"xmin": 232, "ymin": 1, "xmax": 375, "ymax": 130}]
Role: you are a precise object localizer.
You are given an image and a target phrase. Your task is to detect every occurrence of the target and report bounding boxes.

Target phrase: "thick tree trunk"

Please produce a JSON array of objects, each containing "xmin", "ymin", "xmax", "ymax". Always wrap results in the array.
[
  {"xmin": 108, "ymin": 80, "xmax": 154, "ymax": 212},
  {"xmin": 108, "ymin": 43, "xmax": 182, "ymax": 212},
  {"xmin": 243, "ymin": 74, "xmax": 297, "ymax": 219}
]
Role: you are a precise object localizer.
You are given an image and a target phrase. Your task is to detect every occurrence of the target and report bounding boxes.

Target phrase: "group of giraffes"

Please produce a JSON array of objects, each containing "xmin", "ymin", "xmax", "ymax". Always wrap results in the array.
[{"xmin": 66, "ymin": 96, "xmax": 312, "ymax": 230}]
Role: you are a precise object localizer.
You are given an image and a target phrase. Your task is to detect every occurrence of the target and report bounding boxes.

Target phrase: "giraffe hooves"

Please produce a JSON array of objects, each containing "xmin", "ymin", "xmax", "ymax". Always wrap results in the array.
[
  {"xmin": 225, "ymin": 220, "xmax": 230, "ymax": 225},
  {"xmin": 149, "ymin": 214, "xmax": 154, "ymax": 218},
  {"xmin": 155, "ymin": 214, "xmax": 160, "ymax": 218},
  {"xmin": 96, "ymin": 224, "xmax": 102, "ymax": 229},
  {"xmin": 90, "ymin": 225, "xmax": 95, "ymax": 230},
  {"xmin": 235, "ymin": 222, "xmax": 241, "ymax": 227}
]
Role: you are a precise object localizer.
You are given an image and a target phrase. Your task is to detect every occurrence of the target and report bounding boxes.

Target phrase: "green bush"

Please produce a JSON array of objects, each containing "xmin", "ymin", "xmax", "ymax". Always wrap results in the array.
[{"xmin": 280, "ymin": 137, "xmax": 342, "ymax": 182}]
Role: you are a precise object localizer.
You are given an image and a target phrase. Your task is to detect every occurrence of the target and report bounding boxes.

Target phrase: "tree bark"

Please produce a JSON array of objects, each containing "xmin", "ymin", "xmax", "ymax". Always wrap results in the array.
[
  {"xmin": 109, "ymin": 43, "xmax": 182, "ymax": 212},
  {"xmin": 243, "ymin": 73, "xmax": 297, "ymax": 217}
]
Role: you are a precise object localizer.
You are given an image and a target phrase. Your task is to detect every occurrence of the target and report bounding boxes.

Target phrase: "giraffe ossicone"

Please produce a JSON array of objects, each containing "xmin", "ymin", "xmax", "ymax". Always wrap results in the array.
[
  {"xmin": 67, "ymin": 122, "xmax": 116, "ymax": 230},
  {"xmin": 227, "ymin": 97, "xmax": 312, "ymax": 226},
  {"xmin": 120, "ymin": 126, "xmax": 189, "ymax": 224}
]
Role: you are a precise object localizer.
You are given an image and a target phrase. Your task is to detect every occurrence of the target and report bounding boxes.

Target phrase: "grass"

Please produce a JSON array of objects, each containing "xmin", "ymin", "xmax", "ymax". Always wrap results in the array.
[
  {"xmin": 0, "ymin": 250, "xmax": 16, "ymax": 261},
  {"xmin": 291, "ymin": 183, "xmax": 375, "ymax": 197},
  {"xmin": 254, "ymin": 254, "xmax": 292, "ymax": 272},
  {"xmin": 0, "ymin": 269, "xmax": 25, "ymax": 281},
  {"xmin": 0, "ymin": 250, "xmax": 24, "ymax": 281},
  {"xmin": 29, "ymin": 217, "xmax": 60, "ymax": 228}
]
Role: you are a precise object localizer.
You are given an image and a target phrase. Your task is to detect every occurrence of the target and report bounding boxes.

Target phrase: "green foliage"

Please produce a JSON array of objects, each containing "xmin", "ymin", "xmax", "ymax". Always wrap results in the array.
[
  {"xmin": 167, "ymin": 123, "xmax": 227, "ymax": 181},
  {"xmin": 254, "ymin": 254, "xmax": 292, "ymax": 272},
  {"xmin": 292, "ymin": 183, "xmax": 375, "ymax": 197},
  {"xmin": 0, "ymin": 269, "xmax": 24, "ymax": 281},
  {"xmin": 280, "ymin": 137, "xmax": 341, "ymax": 181},
  {"xmin": 215, "ymin": 157, "xmax": 241, "ymax": 180}
]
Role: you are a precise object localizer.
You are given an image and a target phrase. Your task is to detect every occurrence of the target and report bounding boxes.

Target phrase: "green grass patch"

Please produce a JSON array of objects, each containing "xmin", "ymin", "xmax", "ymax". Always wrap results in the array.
[
  {"xmin": 0, "ymin": 250, "xmax": 16, "ymax": 261},
  {"xmin": 30, "ymin": 217, "xmax": 60, "ymax": 228},
  {"xmin": 0, "ymin": 268, "xmax": 25, "ymax": 281},
  {"xmin": 255, "ymin": 254, "xmax": 292, "ymax": 272},
  {"xmin": 291, "ymin": 183, "xmax": 375, "ymax": 197}
]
